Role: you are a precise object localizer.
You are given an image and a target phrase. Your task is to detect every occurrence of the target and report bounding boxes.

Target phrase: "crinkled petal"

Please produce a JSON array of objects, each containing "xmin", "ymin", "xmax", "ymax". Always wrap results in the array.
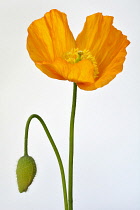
[
  {"xmin": 27, "ymin": 9, "xmax": 75, "ymax": 63},
  {"xmin": 77, "ymin": 81, "xmax": 96, "ymax": 90},
  {"xmin": 96, "ymin": 26, "xmax": 130, "ymax": 76},
  {"xmin": 35, "ymin": 62, "xmax": 65, "ymax": 80},
  {"xmin": 95, "ymin": 48, "xmax": 128, "ymax": 89},
  {"xmin": 67, "ymin": 60, "xmax": 95, "ymax": 85},
  {"xmin": 76, "ymin": 13, "xmax": 114, "ymax": 55},
  {"xmin": 36, "ymin": 59, "xmax": 95, "ymax": 88},
  {"xmin": 76, "ymin": 13, "xmax": 130, "ymax": 89}
]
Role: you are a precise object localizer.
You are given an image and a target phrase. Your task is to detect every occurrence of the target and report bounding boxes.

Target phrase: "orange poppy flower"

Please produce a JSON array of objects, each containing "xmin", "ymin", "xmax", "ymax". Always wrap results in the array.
[{"xmin": 27, "ymin": 9, "xmax": 130, "ymax": 91}]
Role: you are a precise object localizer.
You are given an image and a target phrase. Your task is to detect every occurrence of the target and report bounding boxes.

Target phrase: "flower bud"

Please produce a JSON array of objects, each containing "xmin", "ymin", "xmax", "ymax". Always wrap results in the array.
[{"xmin": 16, "ymin": 155, "xmax": 37, "ymax": 193}]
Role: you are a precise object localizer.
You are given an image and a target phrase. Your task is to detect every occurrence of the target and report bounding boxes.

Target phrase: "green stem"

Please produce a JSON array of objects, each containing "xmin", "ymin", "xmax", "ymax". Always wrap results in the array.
[
  {"xmin": 24, "ymin": 114, "xmax": 68, "ymax": 210},
  {"xmin": 68, "ymin": 83, "xmax": 77, "ymax": 210}
]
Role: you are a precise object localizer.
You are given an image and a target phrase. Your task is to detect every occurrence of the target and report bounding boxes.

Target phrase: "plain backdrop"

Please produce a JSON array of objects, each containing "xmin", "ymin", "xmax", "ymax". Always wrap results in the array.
[{"xmin": 0, "ymin": 0, "xmax": 140, "ymax": 209}]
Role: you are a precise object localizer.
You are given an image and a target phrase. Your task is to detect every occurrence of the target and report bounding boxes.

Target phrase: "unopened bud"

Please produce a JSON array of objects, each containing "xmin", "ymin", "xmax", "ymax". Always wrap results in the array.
[{"xmin": 16, "ymin": 155, "xmax": 37, "ymax": 193}]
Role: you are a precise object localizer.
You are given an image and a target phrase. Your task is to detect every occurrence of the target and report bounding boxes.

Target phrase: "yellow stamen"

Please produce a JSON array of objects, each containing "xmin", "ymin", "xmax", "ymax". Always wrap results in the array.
[{"xmin": 63, "ymin": 48, "xmax": 99, "ymax": 78}]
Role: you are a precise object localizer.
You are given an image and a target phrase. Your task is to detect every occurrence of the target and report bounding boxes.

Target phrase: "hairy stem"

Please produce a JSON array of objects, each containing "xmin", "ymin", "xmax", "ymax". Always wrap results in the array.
[
  {"xmin": 68, "ymin": 83, "xmax": 77, "ymax": 210},
  {"xmin": 24, "ymin": 114, "xmax": 68, "ymax": 210}
]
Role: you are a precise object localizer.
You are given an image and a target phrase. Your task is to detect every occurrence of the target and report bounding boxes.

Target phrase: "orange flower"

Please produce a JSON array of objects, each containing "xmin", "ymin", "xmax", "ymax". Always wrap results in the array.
[{"xmin": 27, "ymin": 9, "xmax": 130, "ymax": 91}]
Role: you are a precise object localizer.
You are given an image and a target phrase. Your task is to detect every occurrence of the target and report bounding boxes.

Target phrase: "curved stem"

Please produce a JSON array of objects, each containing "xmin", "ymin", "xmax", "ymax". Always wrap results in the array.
[
  {"xmin": 24, "ymin": 114, "xmax": 68, "ymax": 210},
  {"xmin": 68, "ymin": 83, "xmax": 77, "ymax": 210}
]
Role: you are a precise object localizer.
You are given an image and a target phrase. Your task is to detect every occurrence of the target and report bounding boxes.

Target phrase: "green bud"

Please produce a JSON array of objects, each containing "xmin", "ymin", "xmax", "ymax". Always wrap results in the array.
[{"xmin": 16, "ymin": 155, "xmax": 37, "ymax": 193}]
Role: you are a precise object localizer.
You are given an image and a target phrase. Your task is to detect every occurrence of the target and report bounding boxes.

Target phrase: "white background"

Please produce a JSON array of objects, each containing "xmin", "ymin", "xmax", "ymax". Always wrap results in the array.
[{"xmin": 0, "ymin": 0, "xmax": 140, "ymax": 209}]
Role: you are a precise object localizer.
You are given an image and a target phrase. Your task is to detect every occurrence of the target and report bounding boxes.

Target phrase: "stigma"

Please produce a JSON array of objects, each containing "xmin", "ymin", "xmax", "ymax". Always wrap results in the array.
[{"xmin": 63, "ymin": 48, "xmax": 99, "ymax": 78}]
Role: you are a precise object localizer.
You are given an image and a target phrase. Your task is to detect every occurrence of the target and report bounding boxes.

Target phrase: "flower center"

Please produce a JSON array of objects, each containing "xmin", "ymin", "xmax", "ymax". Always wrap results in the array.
[{"xmin": 63, "ymin": 48, "xmax": 99, "ymax": 78}]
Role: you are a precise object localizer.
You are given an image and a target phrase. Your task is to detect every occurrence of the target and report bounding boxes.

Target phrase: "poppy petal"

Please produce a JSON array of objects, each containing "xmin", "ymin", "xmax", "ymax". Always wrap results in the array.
[
  {"xmin": 95, "ymin": 48, "xmax": 128, "ymax": 89},
  {"xmin": 96, "ymin": 26, "xmax": 130, "ymax": 76},
  {"xmin": 76, "ymin": 13, "xmax": 130, "ymax": 88},
  {"xmin": 27, "ymin": 9, "xmax": 75, "ymax": 63},
  {"xmin": 38, "ymin": 58, "xmax": 95, "ymax": 86},
  {"xmin": 76, "ymin": 13, "xmax": 114, "ymax": 54},
  {"xmin": 35, "ymin": 62, "xmax": 65, "ymax": 80}
]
